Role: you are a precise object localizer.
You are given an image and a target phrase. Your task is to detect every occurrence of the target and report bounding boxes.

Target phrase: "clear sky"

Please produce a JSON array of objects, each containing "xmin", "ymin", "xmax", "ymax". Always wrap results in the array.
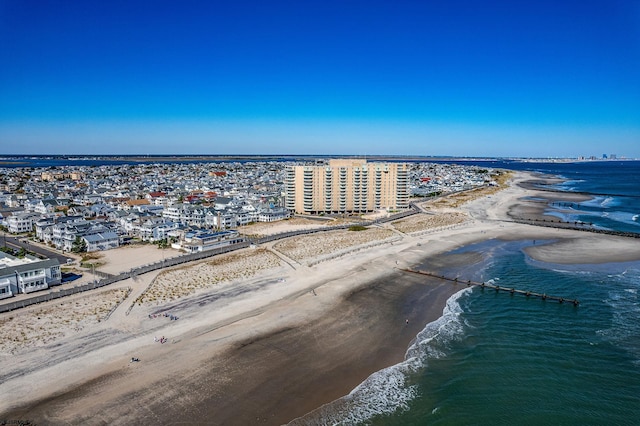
[{"xmin": 1, "ymin": 0, "xmax": 639, "ymax": 158}]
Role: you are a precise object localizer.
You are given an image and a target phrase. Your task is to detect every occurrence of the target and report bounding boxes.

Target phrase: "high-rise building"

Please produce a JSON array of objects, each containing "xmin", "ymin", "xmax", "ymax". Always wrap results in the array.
[{"xmin": 284, "ymin": 159, "xmax": 409, "ymax": 214}]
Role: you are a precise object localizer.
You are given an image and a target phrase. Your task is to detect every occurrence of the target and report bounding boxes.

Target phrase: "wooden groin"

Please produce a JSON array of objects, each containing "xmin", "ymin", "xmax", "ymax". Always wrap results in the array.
[{"xmin": 400, "ymin": 268, "xmax": 579, "ymax": 306}]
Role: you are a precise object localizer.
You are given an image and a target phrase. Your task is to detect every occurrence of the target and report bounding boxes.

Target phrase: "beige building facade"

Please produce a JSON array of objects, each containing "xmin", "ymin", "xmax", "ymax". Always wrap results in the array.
[{"xmin": 285, "ymin": 159, "xmax": 409, "ymax": 214}]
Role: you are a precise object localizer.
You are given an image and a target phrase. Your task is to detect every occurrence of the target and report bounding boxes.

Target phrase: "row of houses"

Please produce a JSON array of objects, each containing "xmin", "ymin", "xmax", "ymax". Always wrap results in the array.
[
  {"xmin": 35, "ymin": 216, "xmax": 120, "ymax": 252},
  {"xmin": 2, "ymin": 200, "xmax": 289, "ymax": 254}
]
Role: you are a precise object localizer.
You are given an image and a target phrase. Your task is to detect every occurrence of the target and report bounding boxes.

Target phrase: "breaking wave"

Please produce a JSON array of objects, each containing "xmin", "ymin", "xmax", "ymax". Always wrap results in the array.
[{"xmin": 288, "ymin": 288, "xmax": 471, "ymax": 425}]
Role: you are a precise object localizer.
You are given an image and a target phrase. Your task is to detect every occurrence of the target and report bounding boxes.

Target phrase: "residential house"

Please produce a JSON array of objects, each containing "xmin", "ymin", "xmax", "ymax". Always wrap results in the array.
[
  {"xmin": 33, "ymin": 198, "xmax": 70, "ymax": 214},
  {"xmin": 52, "ymin": 219, "xmax": 120, "ymax": 252},
  {"xmin": 35, "ymin": 215, "xmax": 84, "ymax": 245},
  {"xmin": 257, "ymin": 206, "xmax": 290, "ymax": 222},
  {"xmin": 83, "ymin": 231, "xmax": 120, "ymax": 252},
  {"xmin": 122, "ymin": 198, "xmax": 151, "ymax": 211},
  {"xmin": 0, "ymin": 252, "xmax": 62, "ymax": 298},
  {"xmin": 175, "ymin": 230, "xmax": 244, "ymax": 253},
  {"xmin": 7, "ymin": 211, "xmax": 39, "ymax": 234}
]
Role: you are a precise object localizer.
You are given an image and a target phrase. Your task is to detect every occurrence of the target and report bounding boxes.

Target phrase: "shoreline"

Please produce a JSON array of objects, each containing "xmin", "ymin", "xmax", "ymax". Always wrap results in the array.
[{"xmin": 2, "ymin": 171, "xmax": 640, "ymax": 424}]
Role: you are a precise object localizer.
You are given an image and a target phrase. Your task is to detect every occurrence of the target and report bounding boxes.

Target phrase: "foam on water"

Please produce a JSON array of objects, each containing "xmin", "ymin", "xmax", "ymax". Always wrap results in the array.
[
  {"xmin": 288, "ymin": 288, "xmax": 471, "ymax": 425},
  {"xmin": 597, "ymin": 268, "xmax": 640, "ymax": 364},
  {"xmin": 576, "ymin": 195, "xmax": 617, "ymax": 208},
  {"xmin": 601, "ymin": 210, "xmax": 640, "ymax": 227},
  {"xmin": 532, "ymin": 260, "xmax": 640, "ymax": 366},
  {"xmin": 554, "ymin": 179, "xmax": 585, "ymax": 192}
]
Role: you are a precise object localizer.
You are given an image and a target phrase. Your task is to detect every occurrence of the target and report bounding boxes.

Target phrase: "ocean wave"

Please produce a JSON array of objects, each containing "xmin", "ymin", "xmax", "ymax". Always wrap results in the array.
[
  {"xmin": 600, "ymin": 210, "xmax": 640, "ymax": 227},
  {"xmin": 555, "ymin": 179, "xmax": 585, "ymax": 192},
  {"xmin": 579, "ymin": 195, "xmax": 619, "ymax": 209},
  {"xmin": 525, "ymin": 256, "xmax": 633, "ymax": 276},
  {"xmin": 288, "ymin": 288, "xmax": 471, "ymax": 425},
  {"xmin": 596, "ymin": 275, "xmax": 640, "ymax": 364},
  {"xmin": 542, "ymin": 210, "xmax": 573, "ymax": 222},
  {"xmin": 601, "ymin": 197, "xmax": 615, "ymax": 207}
]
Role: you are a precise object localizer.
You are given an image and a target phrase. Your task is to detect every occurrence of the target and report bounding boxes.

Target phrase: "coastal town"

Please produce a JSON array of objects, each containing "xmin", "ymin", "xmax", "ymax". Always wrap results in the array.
[
  {"xmin": 0, "ymin": 158, "xmax": 497, "ymax": 300},
  {"xmin": 2, "ymin": 158, "xmax": 639, "ymax": 425},
  {"xmin": 2, "ymin": 1, "xmax": 638, "ymax": 423}
]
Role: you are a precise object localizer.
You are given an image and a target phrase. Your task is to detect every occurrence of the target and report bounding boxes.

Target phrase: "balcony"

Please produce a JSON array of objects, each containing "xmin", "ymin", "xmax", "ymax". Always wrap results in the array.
[{"xmin": 19, "ymin": 274, "xmax": 48, "ymax": 294}]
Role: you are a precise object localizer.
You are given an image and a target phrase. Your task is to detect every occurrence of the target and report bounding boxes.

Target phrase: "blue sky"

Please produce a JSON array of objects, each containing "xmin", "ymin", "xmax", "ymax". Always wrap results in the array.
[{"xmin": 1, "ymin": 0, "xmax": 639, "ymax": 157}]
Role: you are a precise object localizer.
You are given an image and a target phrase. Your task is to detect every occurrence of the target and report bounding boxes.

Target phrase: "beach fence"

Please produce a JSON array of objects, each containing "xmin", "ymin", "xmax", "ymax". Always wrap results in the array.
[
  {"xmin": 0, "ymin": 241, "xmax": 250, "ymax": 314},
  {"xmin": 254, "ymin": 204, "xmax": 420, "ymax": 245},
  {"xmin": 0, "ymin": 280, "xmax": 122, "ymax": 313},
  {"xmin": 0, "ymin": 206, "xmax": 423, "ymax": 314}
]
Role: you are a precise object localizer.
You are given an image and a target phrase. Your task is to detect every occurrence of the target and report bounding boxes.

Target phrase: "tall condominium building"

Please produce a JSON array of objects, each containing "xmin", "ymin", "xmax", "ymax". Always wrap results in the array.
[{"xmin": 285, "ymin": 159, "xmax": 409, "ymax": 214}]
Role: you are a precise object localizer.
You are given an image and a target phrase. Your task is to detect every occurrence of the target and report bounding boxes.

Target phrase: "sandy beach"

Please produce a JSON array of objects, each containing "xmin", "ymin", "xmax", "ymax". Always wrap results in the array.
[{"xmin": 2, "ymin": 171, "xmax": 640, "ymax": 425}]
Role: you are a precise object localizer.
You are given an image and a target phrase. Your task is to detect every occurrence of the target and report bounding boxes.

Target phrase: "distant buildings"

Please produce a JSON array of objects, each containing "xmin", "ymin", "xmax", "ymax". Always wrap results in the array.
[
  {"xmin": 284, "ymin": 159, "xmax": 410, "ymax": 215},
  {"xmin": 0, "ymin": 157, "xmax": 495, "ymax": 255}
]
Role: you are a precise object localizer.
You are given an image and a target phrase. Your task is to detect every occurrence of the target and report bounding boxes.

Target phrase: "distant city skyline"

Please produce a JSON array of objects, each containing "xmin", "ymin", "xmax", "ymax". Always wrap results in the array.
[{"xmin": 1, "ymin": 1, "xmax": 639, "ymax": 158}]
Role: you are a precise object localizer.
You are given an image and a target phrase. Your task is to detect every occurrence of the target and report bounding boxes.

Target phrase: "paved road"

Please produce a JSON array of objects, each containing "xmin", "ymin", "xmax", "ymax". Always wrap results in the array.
[{"xmin": 1, "ymin": 233, "xmax": 73, "ymax": 265}]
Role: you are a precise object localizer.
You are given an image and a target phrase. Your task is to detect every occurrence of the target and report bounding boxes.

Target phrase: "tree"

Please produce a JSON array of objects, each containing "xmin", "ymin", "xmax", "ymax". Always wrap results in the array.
[
  {"xmin": 72, "ymin": 236, "xmax": 87, "ymax": 253},
  {"xmin": 157, "ymin": 238, "xmax": 169, "ymax": 249}
]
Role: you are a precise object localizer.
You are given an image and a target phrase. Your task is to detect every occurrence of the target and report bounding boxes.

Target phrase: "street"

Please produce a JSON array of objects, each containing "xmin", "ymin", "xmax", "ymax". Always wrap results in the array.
[{"xmin": 1, "ymin": 232, "xmax": 73, "ymax": 265}]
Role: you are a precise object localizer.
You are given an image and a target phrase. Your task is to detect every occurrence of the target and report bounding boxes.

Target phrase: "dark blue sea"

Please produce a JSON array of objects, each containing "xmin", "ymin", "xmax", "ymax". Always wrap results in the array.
[{"xmin": 293, "ymin": 160, "xmax": 640, "ymax": 425}]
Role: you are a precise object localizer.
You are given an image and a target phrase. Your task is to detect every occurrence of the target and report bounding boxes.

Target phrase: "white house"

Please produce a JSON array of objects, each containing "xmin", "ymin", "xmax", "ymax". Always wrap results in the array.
[
  {"xmin": 83, "ymin": 231, "xmax": 120, "ymax": 252},
  {"xmin": 7, "ymin": 211, "xmax": 40, "ymax": 234},
  {"xmin": 0, "ymin": 252, "xmax": 62, "ymax": 298},
  {"xmin": 174, "ymin": 230, "xmax": 244, "ymax": 253},
  {"xmin": 257, "ymin": 206, "xmax": 290, "ymax": 222}
]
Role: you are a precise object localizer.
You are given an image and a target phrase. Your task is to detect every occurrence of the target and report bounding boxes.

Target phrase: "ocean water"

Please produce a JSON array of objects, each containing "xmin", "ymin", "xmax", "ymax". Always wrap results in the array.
[
  {"xmin": 294, "ymin": 161, "xmax": 640, "ymax": 425},
  {"xmin": 535, "ymin": 161, "xmax": 640, "ymax": 234}
]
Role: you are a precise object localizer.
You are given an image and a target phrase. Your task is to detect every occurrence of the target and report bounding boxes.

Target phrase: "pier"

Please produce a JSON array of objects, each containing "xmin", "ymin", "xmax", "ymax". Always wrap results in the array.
[{"xmin": 400, "ymin": 268, "xmax": 580, "ymax": 306}]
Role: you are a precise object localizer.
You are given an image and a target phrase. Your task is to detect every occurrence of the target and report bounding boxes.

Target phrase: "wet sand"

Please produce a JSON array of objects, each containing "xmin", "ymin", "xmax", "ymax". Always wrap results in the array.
[{"xmin": 3, "ymin": 263, "xmax": 461, "ymax": 425}]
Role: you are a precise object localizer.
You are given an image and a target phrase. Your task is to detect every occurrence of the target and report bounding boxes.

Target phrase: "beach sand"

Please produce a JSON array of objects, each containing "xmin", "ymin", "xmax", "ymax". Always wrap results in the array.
[{"xmin": 2, "ymin": 171, "xmax": 640, "ymax": 425}]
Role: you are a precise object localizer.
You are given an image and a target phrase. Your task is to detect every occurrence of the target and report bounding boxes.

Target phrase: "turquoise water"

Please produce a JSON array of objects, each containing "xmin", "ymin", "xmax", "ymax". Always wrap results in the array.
[
  {"xmin": 293, "ymin": 162, "xmax": 640, "ymax": 425},
  {"xmin": 296, "ymin": 241, "xmax": 640, "ymax": 425},
  {"xmin": 377, "ymin": 241, "xmax": 640, "ymax": 425}
]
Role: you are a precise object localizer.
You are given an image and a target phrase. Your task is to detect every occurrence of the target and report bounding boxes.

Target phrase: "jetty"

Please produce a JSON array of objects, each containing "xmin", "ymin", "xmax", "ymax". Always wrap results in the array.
[{"xmin": 400, "ymin": 268, "xmax": 580, "ymax": 306}]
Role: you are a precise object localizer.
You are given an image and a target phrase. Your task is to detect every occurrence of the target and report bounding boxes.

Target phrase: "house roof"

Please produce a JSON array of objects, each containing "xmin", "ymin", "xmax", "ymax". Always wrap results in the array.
[
  {"xmin": 126, "ymin": 199, "xmax": 151, "ymax": 206},
  {"xmin": 83, "ymin": 232, "xmax": 119, "ymax": 242}
]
